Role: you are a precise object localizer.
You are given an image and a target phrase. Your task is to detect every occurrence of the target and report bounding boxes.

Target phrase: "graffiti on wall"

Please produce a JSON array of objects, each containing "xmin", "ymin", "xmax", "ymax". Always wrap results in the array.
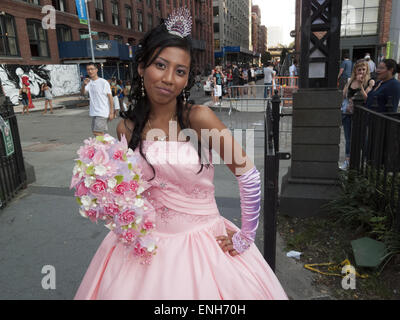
[{"xmin": 0, "ymin": 64, "xmax": 80, "ymax": 105}]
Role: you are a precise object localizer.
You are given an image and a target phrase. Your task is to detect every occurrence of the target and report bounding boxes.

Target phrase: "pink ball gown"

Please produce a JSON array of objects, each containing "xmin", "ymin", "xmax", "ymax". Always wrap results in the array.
[{"xmin": 74, "ymin": 140, "xmax": 288, "ymax": 300}]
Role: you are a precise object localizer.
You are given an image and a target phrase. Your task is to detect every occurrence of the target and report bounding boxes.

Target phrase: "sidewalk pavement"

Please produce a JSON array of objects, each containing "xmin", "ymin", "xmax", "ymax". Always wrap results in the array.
[
  {"xmin": 12, "ymin": 94, "xmax": 88, "ymax": 114},
  {"xmin": 0, "ymin": 97, "xmax": 333, "ymax": 300}
]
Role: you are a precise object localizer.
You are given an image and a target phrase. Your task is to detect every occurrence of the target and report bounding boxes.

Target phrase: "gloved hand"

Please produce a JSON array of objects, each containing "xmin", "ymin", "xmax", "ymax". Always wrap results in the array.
[{"xmin": 232, "ymin": 166, "xmax": 261, "ymax": 254}]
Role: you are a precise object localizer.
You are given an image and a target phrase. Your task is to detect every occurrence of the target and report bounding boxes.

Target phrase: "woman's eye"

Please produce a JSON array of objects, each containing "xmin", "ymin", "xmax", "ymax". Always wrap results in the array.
[
  {"xmin": 177, "ymin": 70, "xmax": 186, "ymax": 76},
  {"xmin": 155, "ymin": 62, "xmax": 166, "ymax": 69}
]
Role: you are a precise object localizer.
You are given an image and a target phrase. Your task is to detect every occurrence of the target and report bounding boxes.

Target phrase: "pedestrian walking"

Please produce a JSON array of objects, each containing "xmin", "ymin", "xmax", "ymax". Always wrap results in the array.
[
  {"xmin": 364, "ymin": 53, "xmax": 377, "ymax": 80},
  {"xmin": 248, "ymin": 65, "xmax": 257, "ymax": 98},
  {"xmin": 41, "ymin": 82, "xmax": 54, "ymax": 114},
  {"xmin": 337, "ymin": 53, "xmax": 353, "ymax": 90},
  {"xmin": 73, "ymin": 8, "xmax": 288, "ymax": 300},
  {"xmin": 226, "ymin": 68, "xmax": 233, "ymax": 98},
  {"xmin": 340, "ymin": 60, "xmax": 375, "ymax": 170},
  {"xmin": 263, "ymin": 63, "xmax": 276, "ymax": 99},
  {"xmin": 232, "ymin": 64, "xmax": 240, "ymax": 99},
  {"xmin": 213, "ymin": 66, "xmax": 224, "ymax": 106},
  {"xmin": 81, "ymin": 62, "xmax": 114, "ymax": 136},
  {"xmin": 19, "ymin": 83, "xmax": 30, "ymax": 115}
]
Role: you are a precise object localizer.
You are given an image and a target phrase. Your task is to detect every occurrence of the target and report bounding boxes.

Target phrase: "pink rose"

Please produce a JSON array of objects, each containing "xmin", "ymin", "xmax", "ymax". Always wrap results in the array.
[
  {"xmin": 104, "ymin": 203, "xmax": 120, "ymax": 217},
  {"xmin": 114, "ymin": 182, "xmax": 130, "ymax": 195},
  {"xmin": 122, "ymin": 229, "xmax": 135, "ymax": 243},
  {"xmin": 90, "ymin": 179, "xmax": 107, "ymax": 195},
  {"xmin": 78, "ymin": 145, "xmax": 95, "ymax": 160},
  {"xmin": 86, "ymin": 209, "xmax": 98, "ymax": 222},
  {"xmin": 113, "ymin": 150, "xmax": 124, "ymax": 161},
  {"xmin": 143, "ymin": 221, "xmax": 154, "ymax": 230},
  {"xmin": 75, "ymin": 180, "xmax": 89, "ymax": 197},
  {"xmin": 134, "ymin": 242, "xmax": 146, "ymax": 256},
  {"xmin": 92, "ymin": 148, "xmax": 109, "ymax": 165},
  {"xmin": 129, "ymin": 180, "xmax": 139, "ymax": 192},
  {"xmin": 118, "ymin": 209, "xmax": 136, "ymax": 225}
]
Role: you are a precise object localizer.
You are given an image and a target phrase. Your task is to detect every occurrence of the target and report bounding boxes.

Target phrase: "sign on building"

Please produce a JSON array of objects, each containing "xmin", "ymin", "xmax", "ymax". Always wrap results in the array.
[{"xmin": 75, "ymin": 0, "xmax": 88, "ymax": 25}]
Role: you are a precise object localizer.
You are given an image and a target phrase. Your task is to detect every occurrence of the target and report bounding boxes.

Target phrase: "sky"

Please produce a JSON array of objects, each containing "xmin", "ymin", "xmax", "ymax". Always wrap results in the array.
[{"xmin": 252, "ymin": 0, "xmax": 296, "ymax": 46}]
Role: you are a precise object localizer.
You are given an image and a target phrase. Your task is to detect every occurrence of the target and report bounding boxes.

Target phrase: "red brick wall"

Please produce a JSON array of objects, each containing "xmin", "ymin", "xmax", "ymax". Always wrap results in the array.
[
  {"xmin": 0, "ymin": 0, "xmax": 214, "ymax": 69},
  {"xmin": 379, "ymin": 0, "xmax": 392, "ymax": 45}
]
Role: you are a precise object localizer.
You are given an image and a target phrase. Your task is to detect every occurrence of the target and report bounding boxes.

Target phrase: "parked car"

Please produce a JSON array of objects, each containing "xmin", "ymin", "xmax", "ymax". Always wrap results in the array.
[{"xmin": 203, "ymin": 75, "xmax": 213, "ymax": 96}]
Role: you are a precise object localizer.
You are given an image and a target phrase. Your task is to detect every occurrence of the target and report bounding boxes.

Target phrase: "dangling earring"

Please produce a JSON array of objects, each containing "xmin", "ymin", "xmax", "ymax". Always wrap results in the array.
[
  {"xmin": 183, "ymin": 89, "xmax": 188, "ymax": 104},
  {"xmin": 141, "ymin": 77, "xmax": 145, "ymax": 97}
]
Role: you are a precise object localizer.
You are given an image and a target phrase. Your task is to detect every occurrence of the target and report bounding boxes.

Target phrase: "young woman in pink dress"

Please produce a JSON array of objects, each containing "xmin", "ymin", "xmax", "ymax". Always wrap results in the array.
[{"xmin": 74, "ymin": 8, "xmax": 288, "ymax": 300}]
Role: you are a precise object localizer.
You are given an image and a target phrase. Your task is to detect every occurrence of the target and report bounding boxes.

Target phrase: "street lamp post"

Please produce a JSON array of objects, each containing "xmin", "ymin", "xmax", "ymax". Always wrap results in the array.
[{"xmin": 280, "ymin": 0, "xmax": 344, "ymax": 218}]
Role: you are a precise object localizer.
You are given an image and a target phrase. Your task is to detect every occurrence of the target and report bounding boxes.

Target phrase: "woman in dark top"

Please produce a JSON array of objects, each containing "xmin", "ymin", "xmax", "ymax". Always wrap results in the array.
[
  {"xmin": 366, "ymin": 59, "xmax": 400, "ymax": 113},
  {"xmin": 19, "ymin": 84, "xmax": 30, "ymax": 115},
  {"xmin": 340, "ymin": 60, "xmax": 375, "ymax": 170}
]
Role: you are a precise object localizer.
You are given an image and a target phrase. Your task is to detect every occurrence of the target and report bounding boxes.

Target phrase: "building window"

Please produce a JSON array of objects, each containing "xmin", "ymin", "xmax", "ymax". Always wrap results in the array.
[
  {"xmin": 213, "ymin": 6, "xmax": 219, "ymax": 17},
  {"xmin": 52, "ymin": 0, "xmax": 66, "ymax": 12},
  {"xmin": 126, "ymin": 6, "xmax": 132, "ymax": 29},
  {"xmin": 214, "ymin": 39, "xmax": 220, "ymax": 50},
  {"xmin": 155, "ymin": 0, "xmax": 161, "ymax": 11},
  {"xmin": 95, "ymin": 0, "xmax": 104, "ymax": 22},
  {"xmin": 214, "ymin": 23, "xmax": 219, "ymax": 33},
  {"xmin": 0, "ymin": 14, "xmax": 19, "ymax": 57},
  {"xmin": 111, "ymin": 1, "xmax": 120, "ymax": 26},
  {"xmin": 341, "ymin": 0, "xmax": 380, "ymax": 37},
  {"xmin": 114, "ymin": 35, "xmax": 123, "ymax": 44},
  {"xmin": 27, "ymin": 19, "xmax": 49, "ymax": 58},
  {"xmin": 148, "ymin": 14, "xmax": 153, "ymax": 31},
  {"xmin": 98, "ymin": 32, "xmax": 109, "ymax": 40},
  {"xmin": 146, "ymin": 0, "xmax": 151, "ymax": 7},
  {"xmin": 166, "ymin": 0, "xmax": 170, "ymax": 6},
  {"xmin": 21, "ymin": 0, "xmax": 40, "ymax": 4},
  {"xmin": 56, "ymin": 24, "xmax": 72, "ymax": 42},
  {"xmin": 137, "ymin": 10, "xmax": 143, "ymax": 32}
]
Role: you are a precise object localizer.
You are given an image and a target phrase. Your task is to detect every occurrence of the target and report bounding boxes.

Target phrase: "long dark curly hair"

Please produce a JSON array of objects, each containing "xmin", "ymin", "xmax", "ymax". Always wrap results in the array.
[{"xmin": 120, "ymin": 23, "xmax": 211, "ymax": 181}]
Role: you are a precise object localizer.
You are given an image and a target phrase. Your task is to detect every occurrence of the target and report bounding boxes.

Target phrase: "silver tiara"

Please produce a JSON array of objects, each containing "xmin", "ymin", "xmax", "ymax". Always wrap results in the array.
[{"xmin": 165, "ymin": 8, "xmax": 192, "ymax": 38}]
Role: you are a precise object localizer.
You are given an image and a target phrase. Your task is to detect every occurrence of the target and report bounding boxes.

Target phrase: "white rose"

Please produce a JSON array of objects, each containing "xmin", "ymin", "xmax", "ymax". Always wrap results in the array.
[
  {"xmin": 137, "ymin": 186, "xmax": 145, "ymax": 195},
  {"xmin": 135, "ymin": 215, "xmax": 143, "ymax": 224},
  {"xmin": 134, "ymin": 198, "xmax": 144, "ymax": 207},
  {"xmin": 84, "ymin": 176, "xmax": 95, "ymax": 188},
  {"xmin": 107, "ymin": 178, "xmax": 117, "ymax": 189},
  {"xmin": 94, "ymin": 165, "xmax": 107, "ymax": 176},
  {"xmin": 79, "ymin": 209, "xmax": 88, "ymax": 218},
  {"xmin": 80, "ymin": 195, "xmax": 92, "ymax": 209}
]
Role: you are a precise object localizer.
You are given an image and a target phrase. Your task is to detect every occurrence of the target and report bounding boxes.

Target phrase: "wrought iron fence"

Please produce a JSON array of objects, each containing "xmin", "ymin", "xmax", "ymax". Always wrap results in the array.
[
  {"xmin": 349, "ymin": 93, "xmax": 400, "ymax": 231},
  {"xmin": 0, "ymin": 97, "xmax": 27, "ymax": 209}
]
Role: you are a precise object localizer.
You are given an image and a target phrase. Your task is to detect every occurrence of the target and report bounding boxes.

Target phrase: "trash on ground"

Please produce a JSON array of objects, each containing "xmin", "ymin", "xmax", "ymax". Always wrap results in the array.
[{"xmin": 286, "ymin": 251, "xmax": 302, "ymax": 260}]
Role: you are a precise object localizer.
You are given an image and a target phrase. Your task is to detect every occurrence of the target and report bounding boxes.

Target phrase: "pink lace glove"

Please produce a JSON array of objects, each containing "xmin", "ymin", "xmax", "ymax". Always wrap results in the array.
[{"xmin": 232, "ymin": 166, "xmax": 261, "ymax": 254}]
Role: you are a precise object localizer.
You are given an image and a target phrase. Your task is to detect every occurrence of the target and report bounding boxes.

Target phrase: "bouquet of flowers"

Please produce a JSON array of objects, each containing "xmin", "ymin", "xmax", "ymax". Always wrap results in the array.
[{"xmin": 70, "ymin": 134, "xmax": 157, "ymax": 263}]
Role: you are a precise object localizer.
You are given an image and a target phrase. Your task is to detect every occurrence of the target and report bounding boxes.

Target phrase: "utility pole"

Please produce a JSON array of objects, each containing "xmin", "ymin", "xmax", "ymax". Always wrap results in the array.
[{"xmin": 85, "ymin": 0, "xmax": 95, "ymax": 63}]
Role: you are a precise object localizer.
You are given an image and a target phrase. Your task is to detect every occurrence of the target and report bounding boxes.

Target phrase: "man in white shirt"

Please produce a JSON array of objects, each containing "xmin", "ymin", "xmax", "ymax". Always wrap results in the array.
[
  {"xmin": 364, "ymin": 53, "xmax": 376, "ymax": 79},
  {"xmin": 289, "ymin": 59, "xmax": 298, "ymax": 87},
  {"xmin": 81, "ymin": 63, "xmax": 114, "ymax": 136},
  {"xmin": 263, "ymin": 63, "xmax": 276, "ymax": 98}
]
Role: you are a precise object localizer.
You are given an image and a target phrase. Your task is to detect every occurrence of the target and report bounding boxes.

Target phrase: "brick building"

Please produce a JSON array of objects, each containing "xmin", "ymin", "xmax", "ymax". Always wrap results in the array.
[
  {"xmin": 0, "ymin": 0, "xmax": 214, "ymax": 75},
  {"xmin": 295, "ymin": 0, "xmax": 395, "ymax": 63}
]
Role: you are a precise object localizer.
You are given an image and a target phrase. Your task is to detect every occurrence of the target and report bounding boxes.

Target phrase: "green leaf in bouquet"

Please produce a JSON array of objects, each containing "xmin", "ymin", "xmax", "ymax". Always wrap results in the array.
[
  {"xmin": 123, "ymin": 154, "xmax": 128, "ymax": 161},
  {"xmin": 77, "ymin": 160, "xmax": 83, "ymax": 166},
  {"xmin": 96, "ymin": 136, "xmax": 105, "ymax": 143},
  {"xmin": 115, "ymin": 175, "xmax": 124, "ymax": 185},
  {"xmin": 128, "ymin": 163, "xmax": 133, "ymax": 171},
  {"xmin": 86, "ymin": 165, "xmax": 95, "ymax": 175},
  {"xmin": 76, "ymin": 197, "xmax": 82, "ymax": 206},
  {"xmin": 140, "ymin": 229, "xmax": 147, "ymax": 235},
  {"xmin": 133, "ymin": 174, "xmax": 140, "ymax": 181}
]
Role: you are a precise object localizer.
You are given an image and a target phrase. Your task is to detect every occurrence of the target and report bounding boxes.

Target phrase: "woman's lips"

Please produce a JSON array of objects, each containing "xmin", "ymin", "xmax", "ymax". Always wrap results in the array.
[{"xmin": 156, "ymin": 87, "xmax": 173, "ymax": 95}]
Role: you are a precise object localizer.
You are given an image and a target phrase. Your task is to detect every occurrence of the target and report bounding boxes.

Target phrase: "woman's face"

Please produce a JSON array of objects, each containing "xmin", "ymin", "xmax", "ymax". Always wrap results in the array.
[
  {"xmin": 376, "ymin": 62, "xmax": 392, "ymax": 80},
  {"xmin": 139, "ymin": 46, "xmax": 190, "ymax": 105},
  {"xmin": 356, "ymin": 65, "xmax": 367, "ymax": 78}
]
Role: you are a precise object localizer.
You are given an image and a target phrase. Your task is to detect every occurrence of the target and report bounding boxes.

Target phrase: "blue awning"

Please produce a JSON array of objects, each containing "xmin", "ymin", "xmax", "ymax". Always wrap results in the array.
[{"xmin": 58, "ymin": 40, "xmax": 135, "ymax": 61}]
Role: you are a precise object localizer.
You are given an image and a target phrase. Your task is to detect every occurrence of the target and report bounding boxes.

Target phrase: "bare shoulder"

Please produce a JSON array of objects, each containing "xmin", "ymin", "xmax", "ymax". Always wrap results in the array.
[
  {"xmin": 116, "ymin": 118, "xmax": 134, "ymax": 141},
  {"xmin": 188, "ymin": 104, "xmax": 224, "ymax": 130}
]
